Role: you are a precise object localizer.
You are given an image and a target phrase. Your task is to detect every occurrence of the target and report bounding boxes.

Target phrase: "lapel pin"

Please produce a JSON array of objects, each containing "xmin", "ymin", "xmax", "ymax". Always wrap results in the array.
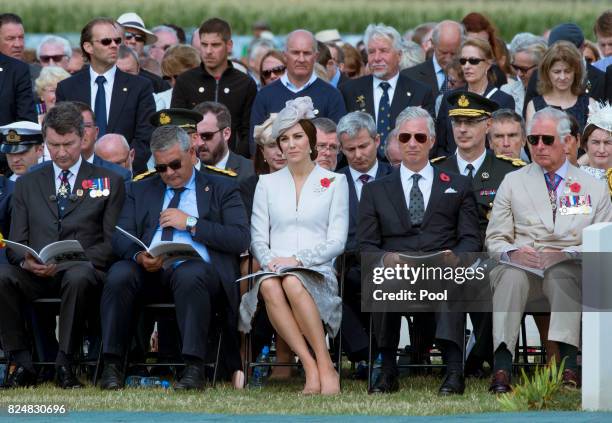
[
  {"xmin": 198, "ymin": 87, "xmax": 204, "ymax": 93},
  {"xmin": 223, "ymin": 87, "xmax": 229, "ymax": 94},
  {"xmin": 407, "ymin": 92, "xmax": 411, "ymax": 96},
  {"xmin": 76, "ymin": 189, "xmax": 84, "ymax": 197},
  {"xmin": 0, "ymin": 67, "xmax": 3, "ymax": 72},
  {"xmin": 313, "ymin": 109, "xmax": 319, "ymax": 115},
  {"xmin": 122, "ymin": 87, "xmax": 127, "ymax": 92},
  {"xmin": 481, "ymin": 172, "xmax": 490, "ymax": 180},
  {"xmin": 205, "ymin": 186, "xmax": 210, "ymax": 192}
]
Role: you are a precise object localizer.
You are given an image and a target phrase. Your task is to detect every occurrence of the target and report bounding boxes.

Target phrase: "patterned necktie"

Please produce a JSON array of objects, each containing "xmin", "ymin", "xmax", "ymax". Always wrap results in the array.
[
  {"xmin": 440, "ymin": 73, "xmax": 450, "ymax": 95},
  {"xmin": 94, "ymin": 75, "xmax": 107, "ymax": 137},
  {"xmin": 358, "ymin": 174, "xmax": 371, "ymax": 184},
  {"xmin": 544, "ymin": 172, "xmax": 562, "ymax": 222},
  {"xmin": 377, "ymin": 82, "xmax": 391, "ymax": 149},
  {"xmin": 57, "ymin": 170, "xmax": 71, "ymax": 219},
  {"xmin": 409, "ymin": 174, "xmax": 425, "ymax": 226},
  {"xmin": 161, "ymin": 187, "xmax": 186, "ymax": 241},
  {"xmin": 466, "ymin": 163, "xmax": 475, "ymax": 179}
]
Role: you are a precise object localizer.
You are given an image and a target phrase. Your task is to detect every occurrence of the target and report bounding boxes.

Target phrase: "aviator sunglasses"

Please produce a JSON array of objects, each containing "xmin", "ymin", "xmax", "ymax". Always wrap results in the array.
[
  {"xmin": 398, "ymin": 133, "xmax": 428, "ymax": 144},
  {"xmin": 526, "ymin": 135, "xmax": 556, "ymax": 146}
]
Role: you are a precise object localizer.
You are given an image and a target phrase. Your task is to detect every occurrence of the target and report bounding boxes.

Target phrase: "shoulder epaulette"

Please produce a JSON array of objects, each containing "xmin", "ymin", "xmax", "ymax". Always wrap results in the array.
[
  {"xmin": 132, "ymin": 169, "xmax": 156, "ymax": 181},
  {"xmin": 430, "ymin": 156, "xmax": 447, "ymax": 164},
  {"xmin": 205, "ymin": 165, "xmax": 237, "ymax": 177},
  {"xmin": 496, "ymin": 154, "xmax": 526, "ymax": 167}
]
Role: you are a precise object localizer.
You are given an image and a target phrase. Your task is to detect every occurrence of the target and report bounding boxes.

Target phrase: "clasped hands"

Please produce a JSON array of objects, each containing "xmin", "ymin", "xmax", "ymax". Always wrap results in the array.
[
  {"xmin": 383, "ymin": 249, "xmax": 459, "ymax": 268},
  {"xmin": 267, "ymin": 256, "xmax": 300, "ymax": 272},
  {"xmin": 508, "ymin": 246, "xmax": 567, "ymax": 269}
]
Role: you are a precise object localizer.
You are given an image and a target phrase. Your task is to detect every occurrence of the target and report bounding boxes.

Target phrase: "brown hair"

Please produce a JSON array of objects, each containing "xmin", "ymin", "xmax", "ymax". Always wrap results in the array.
[
  {"xmin": 258, "ymin": 50, "xmax": 286, "ymax": 85},
  {"xmin": 192, "ymin": 101, "xmax": 232, "ymax": 129},
  {"xmin": 461, "ymin": 12, "xmax": 502, "ymax": 63},
  {"xmin": 80, "ymin": 17, "xmax": 118, "ymax": 61},
  {"xmin": 276, "ymin": 119, "xmax": 318, "ymax": 161},
  {"xmin": 42, "ymin": 101, "xmax": 84, "ymax": 138},
  {"xmin": 161, "ymin": 44, "xmax": 201, "ymax": 78},
  {"xmin": 461, "ymin": 37, "xmax": 496, "ymax": 85},
  {"xmin": 254, "ymin": 147, "xmax": 270, "ymax": 175},
  {"xmin": 581, "ymin": 123, "xmax": 611, "ymax": 149},
  {"xmin": 341, "ymin": 43, "xmax": 364, "ymax": 78},
  {"xmin": 537, "ymin": 41, "xmax": 585, "ymax": 96},
  {"xmin": 594, "ymin": 10, "xmax": 612, "ymax": 37},
  {"xmin": 198, "ymin": 17, "xmax": 231, "ymax": 41}
]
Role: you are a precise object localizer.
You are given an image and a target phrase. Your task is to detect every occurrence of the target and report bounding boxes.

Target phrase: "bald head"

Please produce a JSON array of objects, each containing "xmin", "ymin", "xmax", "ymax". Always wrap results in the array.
[
  {"xmin": 284, "ymin": 29, "xmax": 318, "ymax": 86},
  {"xmin": 432, "ymin": 20, "xmax": 464, "ymax": 68},
  {"xmin": 95, "ymin": 133, "xmax": 134, "ymax": 171},
  {"xmin": 285, "ymin": 30, "xmax": 317, "ymax": 53}
]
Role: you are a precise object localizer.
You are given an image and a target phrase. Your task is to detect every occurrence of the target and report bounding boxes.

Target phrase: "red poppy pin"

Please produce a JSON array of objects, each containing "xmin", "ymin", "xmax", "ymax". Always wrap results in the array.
[
  {"xmin": 81, "ymin": 179, "xmax": 93, "ymax": 189},
  {"xmin": 440, "ymin": 172, "xmax": 451, "ymax": 182},
  {"xmin": 570, "ymin": 182, "xmax": 581, "ymax": 193},
  {"xmin": 317, "ymin": 177, "xmax": 335, "ymax": 192}
]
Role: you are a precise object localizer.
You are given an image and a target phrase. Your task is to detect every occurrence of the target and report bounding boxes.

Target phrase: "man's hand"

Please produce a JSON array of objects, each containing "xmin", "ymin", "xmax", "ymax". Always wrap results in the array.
[
  {"xmin": 539, "ymin": 247, "xmax": 568, "ymax": 269},
  {"xmin": 267, "ymin": 256, "xmax": 300, "ymax": 272},
  {"xmin": 159, "ymin": 208, "xmax": 189, "ymax": 231},
  {"xmin": 383, "ymin": 252, "xmax": 402, "ymax": 268},
  {"xmin": 441, "ymin": 249, "xmax": 460, "ymax": 267},
  {"xmin": 22, "ymin": 252, "xmax": 57, "ymax": 277},
  {"xmin": 508, "ymin": 246, "xmax": 541, "ymax": 268},
  {"xmin": 136, "ymin": 252, "xmax": 164, "ymax": 273}
]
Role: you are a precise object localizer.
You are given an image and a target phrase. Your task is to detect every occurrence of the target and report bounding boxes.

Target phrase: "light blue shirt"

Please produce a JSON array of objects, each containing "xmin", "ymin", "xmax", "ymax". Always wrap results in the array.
[
  {"xmin": 150, "ymin": 169, "xmax": 210, "ymax": 262},
  {"xmin": 592, "ymin": 56, "xmax": 612, "ymax": 72},
  {"xmin": 542, "ymin": 159, "xmax": 569, "ymax": 201},
  {"xmin": 330, "ymin": 68, "xmax": 342, "ymax": 87},
  {"xmin": 432, "ymin": 54, "xmax": 445, "ymax": 90},
  {"xmin": 280, "ymin": 72, "xmax": 318, "ymax": 93}
]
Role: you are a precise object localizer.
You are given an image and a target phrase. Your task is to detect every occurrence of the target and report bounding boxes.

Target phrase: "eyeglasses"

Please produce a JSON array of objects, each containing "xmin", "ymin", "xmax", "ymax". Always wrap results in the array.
[
  {"xmin": 198, "ymin": 128, "xmax": 225, "ymax": 141},
  {"xmin": 154, "ymin": 159, "xmax": 182, "ymax": 173},
  {"xmin": 83, "ymin": 122, "xmax": 97, "ymax": 129},
  {"xmin": 124, "ymin": 32, "xmax": 146, "ymax": 43},
  {"xmin": 315, "ymin": 144, "xmax": 339, "ymax": 153},
  {"xmin": 261, "ymin": 65, "xmax": 286, "ymax": 79},
  {"xmin": 511, "ymin": 63, "xmax": 536, "ymax": 74},
  {"xmin": 40, "ymin": 54, "xmax": 66, "ymax": 63},
  {"xmin": 94, "ymin": 37, "xmax": 122, "ymax": 46},
  {"xmin": 398, "ymin": 133, "xmax": 428, "ymax": 144},
  {"xmin": 526, "ymin": 134, "xmax": 556, "ymax": 146},
  {"xmin": 459, "ymin": 57, "xmax": 486, "ymax": 66}
]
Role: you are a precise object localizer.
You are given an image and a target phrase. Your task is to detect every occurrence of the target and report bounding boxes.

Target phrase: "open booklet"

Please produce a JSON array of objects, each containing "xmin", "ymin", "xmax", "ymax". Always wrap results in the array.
[
  {"xmin": 236, "ymin": 266, "xmax": 324, "ymax": 283},
  {"xmin": 3, "ymin": 239, "xmax": 89, "ymax": 271},
  {"xmin": 115, "ymin": 226, "xmax": 203, "ymax": 269},
  {"xmin": 498, "ymin": 259, "xmax": 545, "ymax": 277}
]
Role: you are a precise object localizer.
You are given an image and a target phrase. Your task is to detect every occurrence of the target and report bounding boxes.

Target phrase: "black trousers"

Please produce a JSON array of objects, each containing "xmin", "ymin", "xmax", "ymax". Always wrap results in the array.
[
  {"xmin": 101, "ymin": 259, "xmax": 223, "ymax": 361},
  {"xmin": 340, "ymin": 263, "xmax": 370, "ymax": 361},
  {"xmin": 0, "ymin": 263, "xmax": 103, "ymax": 356}
]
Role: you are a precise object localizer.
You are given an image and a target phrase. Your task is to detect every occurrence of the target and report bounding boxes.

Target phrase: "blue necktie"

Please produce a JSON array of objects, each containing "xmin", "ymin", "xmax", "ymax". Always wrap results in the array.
[
  {"xmin": 440, "ymin": 72, "xmax": 450, "ymax": 95},
  {"xmin": 377, "ymin": 82, "xmax": 391, "ymax": 150},
  {"xmin": 94, "ymin": 75, "xmax": 107, "ymax": 137},
  {"xmin": 544, "ymin": 172, "xmax": 562, "ymax": 222},
  {"xmin": 409, "ymin": 174, "xmax": 424, "ymax": 226},
  {"xmin": 161, "ymin": 187, "xmax": 186, "ymax": 241}
]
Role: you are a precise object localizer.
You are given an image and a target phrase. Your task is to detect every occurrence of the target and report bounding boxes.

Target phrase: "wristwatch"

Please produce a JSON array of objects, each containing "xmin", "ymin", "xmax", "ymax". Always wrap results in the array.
[{"xmin": 185, "ymin": 216, "xmax": 198, "ymax": 234}]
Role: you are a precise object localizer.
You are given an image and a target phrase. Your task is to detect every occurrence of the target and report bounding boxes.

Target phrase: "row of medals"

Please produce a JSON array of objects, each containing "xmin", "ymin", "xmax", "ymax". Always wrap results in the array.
[{"xmin": 89, "ymin": 188, "xmax": 110, "ymax": 198}]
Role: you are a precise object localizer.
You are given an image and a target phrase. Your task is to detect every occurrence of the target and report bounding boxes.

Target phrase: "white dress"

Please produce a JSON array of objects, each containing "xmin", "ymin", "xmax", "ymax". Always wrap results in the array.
[{"xmin": 238, "ymin": 165, "xmax": 349, "ymax": 336}]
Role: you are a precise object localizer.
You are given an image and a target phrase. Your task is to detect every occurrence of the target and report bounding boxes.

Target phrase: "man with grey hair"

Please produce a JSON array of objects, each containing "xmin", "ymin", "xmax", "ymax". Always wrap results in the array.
[
  {"xmin": 384, "ymin": 128, "xmax": 402, "ymax": 166},
  {"xmin": 148, "ymin": 25, "xmax": 179, "ymax": 64},
  {"xmin": 359, "ymin": 105, "xmax": 480, "ymax": 394},
  {"xmin": 340, "ymin": 23, "xmax": 434, "ymax": 160},
  {"xmin": 312, "ymin": 117, "xmax": 339, "ymax": 171},
  {"xmin": 402, "ymin": 20, "xmax": 464, "ymax": 98},
  {"xmin": 100, "ymin": 124, "xmax": 250, "ymax": 391},
  {"xmin": 250, "ymin": 29, "xmax": 346, "ymax": 155},
  {"xmin": 36, "ymin": 35, "xmax": 72, "ymax": 70},
  {"xmin": 486, "ymin": 106, "xmax": 612, "ymax": 393},
  {"xmin": 95, "ymin": 133, "xmax": 135, "ymax": 172}
]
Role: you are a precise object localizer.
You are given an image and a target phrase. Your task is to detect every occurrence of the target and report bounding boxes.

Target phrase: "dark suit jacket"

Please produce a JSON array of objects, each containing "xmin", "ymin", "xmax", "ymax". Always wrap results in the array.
[
  {"xmin": 111, "ymin": 171, "xmax": 250, "ymax": 320},
  {"xmin": 338, "ymin": 161, "xmax": 393, "ymax": 253},
  {"xmin": 340, "ymin": 73, "xmax": 435, "ymax": 126},
  {"xmin": 401, "ymin": 59, "xmax": 440, "ymax": 98},
  {"xmin": 30, "ymin": 155, "xmax": 132, "ymax": 183},
  {"xmin": 0, "ymin": 175, "xmax": 14, "ymax": 237},
  {"xmin": 139, "ymin": 69, "xmax": 170, "ymax": 94},
  {"xmin": 7, "ymin": 161, "xmax": 125, "ymax": 269},
  {"xmin": 0, "ymin": 53, "xmax": 37, "ymax": 125},
  {"xmin": 604, "ymin": 64, "xmax": 612, "ymax": 102},
  {"xmin": 55, "ymin": 66, "xmax": 156, "ymax": 174},
  {"xmin": 226, "ymin": 151, "xmax": 255, "ymax": 183},
  {"xmin": 358, "ymin": 167, "xmax": 481, "ymax": 254}
]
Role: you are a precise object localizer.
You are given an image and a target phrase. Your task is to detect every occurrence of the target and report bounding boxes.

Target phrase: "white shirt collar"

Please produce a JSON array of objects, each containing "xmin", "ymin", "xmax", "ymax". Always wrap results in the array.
[
  {"xmin": 456, "ymin": 149, "xmax": 487, "ymax": 176},
  {"xmin": 400, "ymin": 161, "xmax": 434, "ymax": 181},
  {"xmin": 215, "ymin": 149, "xmax": 230, "ymax": 170},
  {"xmin": 85, "ymin": 153, "xmax": 94, "ymax": 164},
  {"xmin": 52, "ymin": 156, "xmax": 82, "ymax": 181},
  {"xmin": 280, "ymin": 72, "xmax": 318, "ymax": 93},
  {"xmin": 348, "ymin": 160, "xmax": 379, "ymax": 183},
  {"xmin": 372, "ymin": 72, "xmax": 399, "ymax": 91},
  {"xmin": 89, "ymin": 65, "xmax": 117, "ymax": 84},
  {"xmin": 195, "ymin": 159, "xmax": 201, "ymax": 171}
]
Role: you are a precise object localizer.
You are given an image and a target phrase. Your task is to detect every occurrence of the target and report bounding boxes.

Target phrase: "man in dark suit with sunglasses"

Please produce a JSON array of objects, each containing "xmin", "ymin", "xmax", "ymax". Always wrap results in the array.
[
  {"xmin": 99, "ymin": 125, "xmax": 249, "ymax": 390},
  {"xmin": 56, "ymin": 17, "xmax": 155, "ymax": 175}
]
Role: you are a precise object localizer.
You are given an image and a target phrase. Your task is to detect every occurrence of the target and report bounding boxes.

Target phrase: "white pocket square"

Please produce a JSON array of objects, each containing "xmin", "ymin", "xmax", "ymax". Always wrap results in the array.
[{"xmin": 444, "ymin": 187, "xmax": 457, "ymax": 194}]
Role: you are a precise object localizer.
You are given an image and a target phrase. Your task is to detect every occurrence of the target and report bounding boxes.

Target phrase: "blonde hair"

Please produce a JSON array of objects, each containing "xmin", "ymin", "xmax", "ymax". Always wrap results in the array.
[
  {"xmin": 34, "ymin": 66, "xmax": 70, "ymax": 98},
  {"xmin": 161, "ymin": 44, "xmax": 201, "ymax": 78}
]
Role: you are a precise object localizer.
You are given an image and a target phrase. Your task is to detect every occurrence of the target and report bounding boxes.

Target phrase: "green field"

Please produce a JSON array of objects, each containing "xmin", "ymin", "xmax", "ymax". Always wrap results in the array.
[{"xmin": 1, "ymin": 0, "xmax": 609, "ymax": 41}]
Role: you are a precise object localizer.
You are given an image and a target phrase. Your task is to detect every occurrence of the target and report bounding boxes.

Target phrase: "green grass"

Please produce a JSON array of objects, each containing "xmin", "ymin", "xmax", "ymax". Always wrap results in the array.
[
  {"xmin": 2, "ymin": 0, "xmax": 610, "ymax": 41},
  {"xmin": 0, "ymin": 376, "xmax": 580, "ymax": 415}
]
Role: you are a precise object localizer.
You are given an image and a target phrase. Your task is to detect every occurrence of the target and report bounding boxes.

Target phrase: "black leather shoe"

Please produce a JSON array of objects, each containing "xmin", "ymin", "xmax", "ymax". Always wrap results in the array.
[
  {"xmin": 368, "ymin": 371, "xmax": 399, "ymax": 394},
  {"xmin": 4, "ymin": 365, "xmax": 37, "ymax": 388},
  {"xmin": 489, "ymin": 370, "xmax": 512, "ymax": 394},
  {"xmin": 174, "ymin": 365, "xmax": 206, "ymax": 391},
  {"xmin": 99, "ymin": 363, "xmax": 124, "ymax": 390},
  {"xmin": 438, "ymin": 371, "xmax": 465, "ymax": 395},
  {"xmin": 55, "ymin": 365, "xmax": 83, "ymax": 389},
  {"xmin": 562, "ymin": 369, "xmax": 581, "ymax": 389}
]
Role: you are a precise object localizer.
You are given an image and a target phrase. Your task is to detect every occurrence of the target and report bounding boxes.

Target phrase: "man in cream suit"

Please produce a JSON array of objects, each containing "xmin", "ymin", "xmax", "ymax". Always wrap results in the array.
[{"xmin": 485, "ymin": 107, "xmax": 612, "ymax": 393}]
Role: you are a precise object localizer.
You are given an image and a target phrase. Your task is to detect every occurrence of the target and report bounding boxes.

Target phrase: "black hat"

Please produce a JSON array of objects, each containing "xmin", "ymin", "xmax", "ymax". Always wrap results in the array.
[
  {"xmin": 447, "ymin": 91, "xmax": 499, "ymax": 118},
  {"xmin": 548, "ymin": 23, "xmax": 584, "ymax": 48},
  {"xmin": 0, "ymin": 121, "xmax": 43, "ymax": 154},
  {"xmin": 150, "ymin": 108, "xmax": 202, "ymax": 133}
]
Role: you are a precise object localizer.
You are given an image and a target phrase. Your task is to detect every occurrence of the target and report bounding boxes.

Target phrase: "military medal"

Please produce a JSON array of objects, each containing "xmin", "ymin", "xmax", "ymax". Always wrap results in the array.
[
  {"xmin": 102, "ymin": 177, "xmax": 110, "ymax": 197},
  {"xmin": 481, "ymin": 172, "xmax": 489, "ymax": 180},
  {"xmin": 76, "ymin": 189, "xmax": 84, "ymax": 197}
]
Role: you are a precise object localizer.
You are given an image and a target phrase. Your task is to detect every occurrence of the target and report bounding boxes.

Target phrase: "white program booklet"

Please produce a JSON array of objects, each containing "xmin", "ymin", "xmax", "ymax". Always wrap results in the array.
[{"xmin": 4, "ymin": 239, "xmax": 89, "ymax": 271}]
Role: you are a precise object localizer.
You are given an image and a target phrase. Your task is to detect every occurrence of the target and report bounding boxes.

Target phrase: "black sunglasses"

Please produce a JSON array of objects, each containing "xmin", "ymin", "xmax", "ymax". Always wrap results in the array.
[
  {"xmin": 527, "ymin": 134, "xmax": 556, "ymax": 146},
  {"xmin": 40, "ymin": 54, "xmax": 66, "ymax": 63},
  {"xmin": 261, "ymin": 65, "xmax": 286, "ymax": 79},
  {"xmin": 459, "ymin": 57, "xmax": 486, "ymax": 66},
  {"xmin": 162, "ymin": 74, "xmax": 178, "ymax": 81},
  {"xmin": 124, "ymin": 32, "xmax": 146, "ymax": 43},
  {"xmin": 398, "ymin": 132, "xmax": 428, "ymax": 144},
  {"xmin": 198, "ymin": 128, "xmax": 225, "ymax": 141},
  {"xmin": 154, "ymin": 159, "xmax": 182, "ymax": 173},
  {"xmin": 511, "ymin": 63, "xmax": 536, "ymax": 74},
  {"xmin": 95, "ymin": 37, "xmax": 122, "ymax": 46}
]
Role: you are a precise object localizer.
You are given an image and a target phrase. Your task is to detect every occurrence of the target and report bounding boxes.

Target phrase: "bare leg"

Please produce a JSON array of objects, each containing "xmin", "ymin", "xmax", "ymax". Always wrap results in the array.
[
  {"xmin": 282, "ymin": 276, "xmax": 339, "ymax": 395},
  {"xmin": 259, "ymin": 277, "xmax": 320, "ymax": 393}
]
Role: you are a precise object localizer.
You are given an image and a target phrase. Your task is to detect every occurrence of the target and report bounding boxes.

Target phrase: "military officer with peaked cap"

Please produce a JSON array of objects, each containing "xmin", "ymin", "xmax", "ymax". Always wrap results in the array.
[{"xmin": 0, "ymin": 121, "xmax": 44, "ymax": 181}]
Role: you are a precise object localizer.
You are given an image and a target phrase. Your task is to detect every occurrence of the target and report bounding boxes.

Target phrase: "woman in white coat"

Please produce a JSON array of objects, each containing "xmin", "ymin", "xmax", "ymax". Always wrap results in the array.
[{"xmin": 239, "ymin": 97, "xmax": 349, "ymax": 395}]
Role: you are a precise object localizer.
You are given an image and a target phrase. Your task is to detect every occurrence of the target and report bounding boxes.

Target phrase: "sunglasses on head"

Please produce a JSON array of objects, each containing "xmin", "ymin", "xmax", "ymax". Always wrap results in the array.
[
  {"xmin": 459, "ymin": 57, "xmax": 486, "ymax": 66},
  {"xmin": 398, "ymin": 132, "xmax": 428, "ymax": 144},
  {"xmin": 124, "ymin": 32, "xmax": 146, "ymax": 43},
  {"xmin": 261, "ymin": 65, "xmax": 286, "ymax": 79},
  {"xmin": 198, "ymin": 128, "xmax": 225, "ymax": 141},
  {"xmin": 40, "ymin": 54, "xmax": 66, "ymax": 63},
  {"xmin": 95, "ymin": 37, "xmax": 122, "ymax": 46},
  {"xmin": 527, "ymin": 134, "xmax": 556, "ymax": 146},
  {"xmin": 154, "ymin": 159, "xmax": 182, "ymax": 173},
  {"xmin": 511, "ymin": 63, "xmax": 536, "ymax": 74}
]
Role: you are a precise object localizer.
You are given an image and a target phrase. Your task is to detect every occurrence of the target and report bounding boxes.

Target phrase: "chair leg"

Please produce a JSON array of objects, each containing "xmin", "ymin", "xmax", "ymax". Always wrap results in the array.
[
  {"xmin": 521, "ymin": 316, "xmax": 528, "ymax": 365},
  {"xmin": 93, "ymin": 341, "xmax": 103, "ymax": 387},
  {"xmin": 367, "ymin": 313, "xmax": 373, "ymax": 392},
  {"xmin": 212, "ymin": 332, "xmax": 223, "ymax": 388}
]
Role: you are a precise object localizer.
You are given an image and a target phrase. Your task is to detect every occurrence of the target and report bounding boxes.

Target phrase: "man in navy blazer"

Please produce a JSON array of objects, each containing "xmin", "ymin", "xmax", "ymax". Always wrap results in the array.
[
  {"xmin": 99, "ymin": 125, "xmax": 249, "ymax": 390},
  {"xmin": 55, "ymin": 18, "xmax": 155, "ymax": 174},
  {"xmin": 335, "ymin": 111, "xmax": 393, "ymax": 372},
  {"xmin": 0, "ymin": 52, "xmax": 36, "ymax": 125}
]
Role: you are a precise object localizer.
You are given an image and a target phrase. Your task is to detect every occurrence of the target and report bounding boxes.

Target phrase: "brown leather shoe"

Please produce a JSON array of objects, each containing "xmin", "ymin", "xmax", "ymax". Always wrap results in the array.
[
  {"xmin": 489, "ymin": 370, "xmax": 512, "ymax": 394},
  {"xmin": 562, "ymin": 369, "xmax": 580, "ymax": 388}
]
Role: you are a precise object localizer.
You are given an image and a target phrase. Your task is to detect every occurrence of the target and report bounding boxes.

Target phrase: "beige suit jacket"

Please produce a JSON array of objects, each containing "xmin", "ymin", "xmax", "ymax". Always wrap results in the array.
[{"xmin": 485, "ymin": 162, "xmax": 612, "ymax": 257}]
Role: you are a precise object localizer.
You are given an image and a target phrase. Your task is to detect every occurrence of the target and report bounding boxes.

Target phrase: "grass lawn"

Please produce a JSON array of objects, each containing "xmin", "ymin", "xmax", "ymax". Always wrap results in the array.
[{"xmin": 0, "ymin": 375, "xmax": 581, "ymax": 415}]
